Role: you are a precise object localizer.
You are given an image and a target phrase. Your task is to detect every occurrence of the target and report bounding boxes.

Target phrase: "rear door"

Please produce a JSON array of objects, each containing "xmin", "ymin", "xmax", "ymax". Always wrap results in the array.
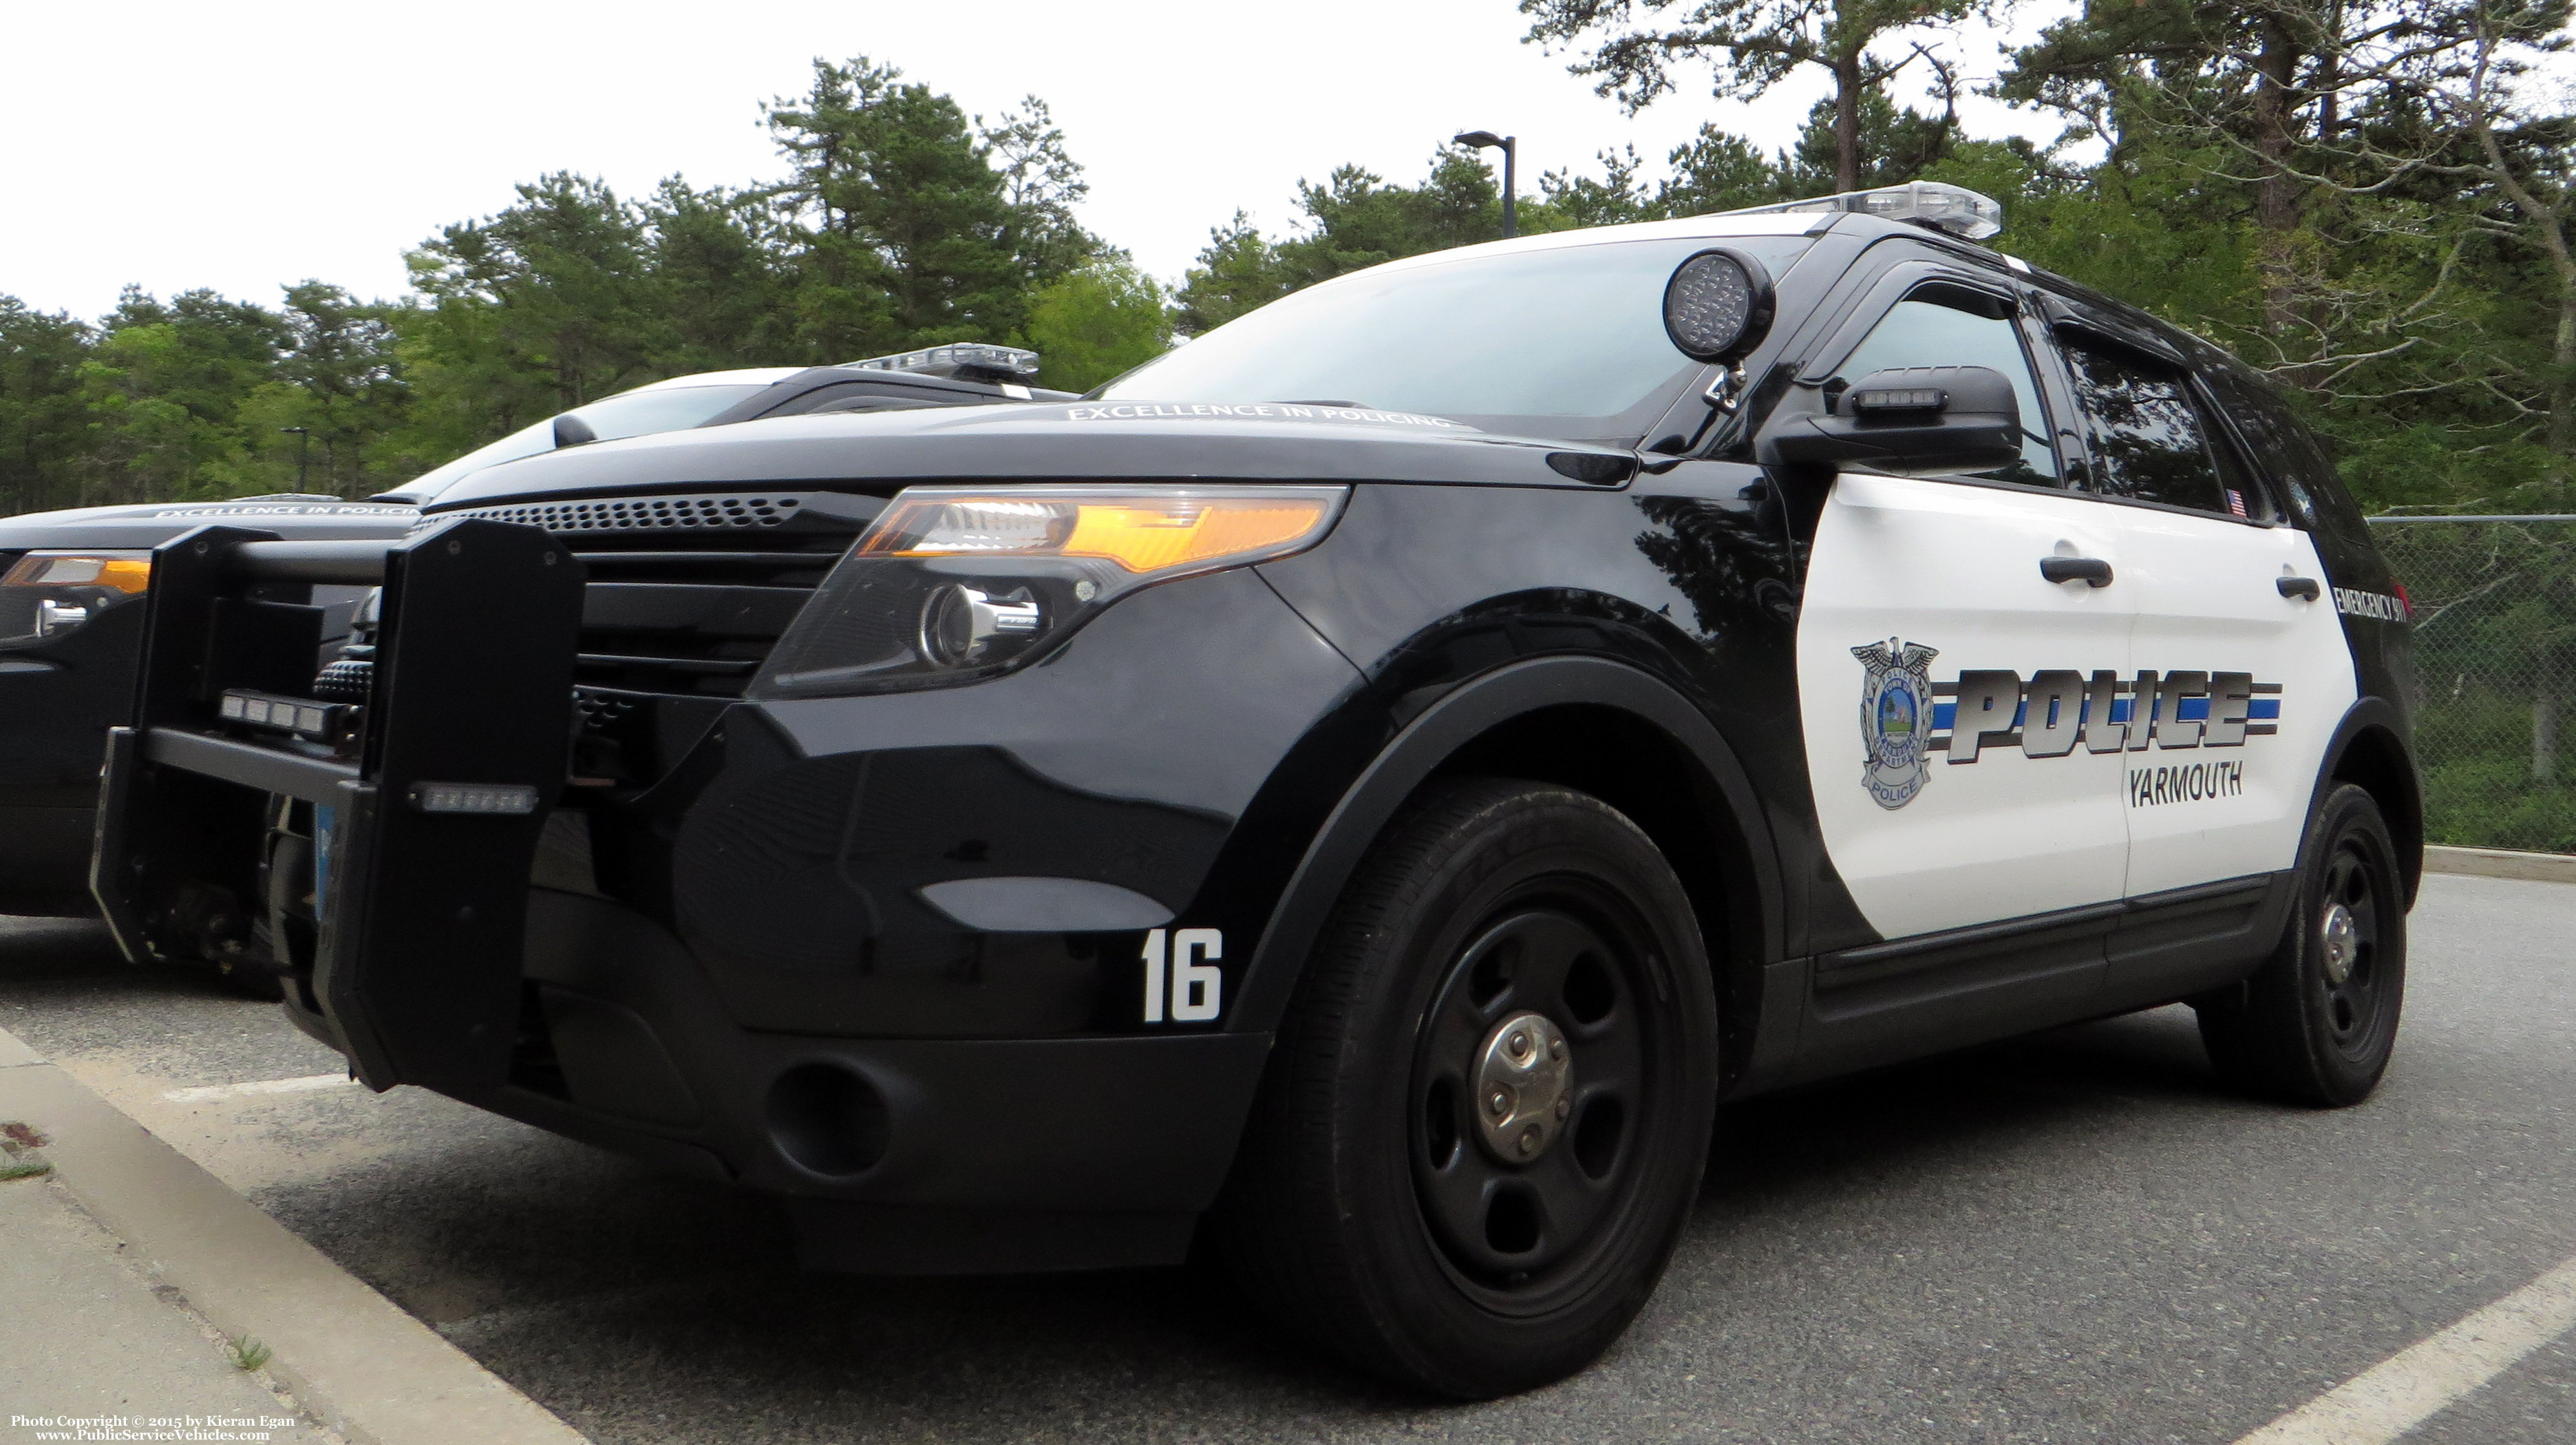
[
  {"xmin": 2049, "ymin": 328, "xmax": 2356, "ymax": 889},
  {"xmin": 2043, "ymin": 321, "xmax": 2358, "ymax": 994}
]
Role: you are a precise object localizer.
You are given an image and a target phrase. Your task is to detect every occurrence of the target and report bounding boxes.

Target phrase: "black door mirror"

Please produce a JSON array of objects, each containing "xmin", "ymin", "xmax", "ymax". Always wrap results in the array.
[
  {"xmin": 553, "ymin": 412, "xmax": 599, "ymax": 448},
  {"xmin": 1758, "ymin": 365, "xmax": 2021, "ymax": 472}
]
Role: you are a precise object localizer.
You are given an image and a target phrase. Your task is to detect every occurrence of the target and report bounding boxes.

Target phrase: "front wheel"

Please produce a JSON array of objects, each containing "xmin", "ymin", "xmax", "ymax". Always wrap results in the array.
[
  {"xmin": 2195, "ymin": 783, "xmax": 2407, "ymax": 1107},
  {"xmin": 1215, "ymin": 779, "xmax": 1718, "ymax": 1397}
]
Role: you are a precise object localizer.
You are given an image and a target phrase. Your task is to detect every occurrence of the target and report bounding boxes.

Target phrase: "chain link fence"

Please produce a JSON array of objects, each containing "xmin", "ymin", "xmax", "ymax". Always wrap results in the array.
[{"xmin": 2367, "ymin": 516, "xmax": 2576, "ymax": 855}]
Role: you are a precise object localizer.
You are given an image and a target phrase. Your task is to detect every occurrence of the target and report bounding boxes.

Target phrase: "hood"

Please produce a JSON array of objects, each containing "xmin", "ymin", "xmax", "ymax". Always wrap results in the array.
[
  {"xmin": 423, "ymin": 402, "xmax": 1638, "ymax": 511},
  {"xmin": 0, "ymin": 498, "xmax": 418, "ymax": 551}
]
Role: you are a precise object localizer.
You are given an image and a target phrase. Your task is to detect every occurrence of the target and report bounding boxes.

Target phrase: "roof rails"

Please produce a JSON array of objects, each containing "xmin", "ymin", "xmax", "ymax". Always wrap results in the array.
[
  {"xmin": 843, "ymin": 343, "xmax": 1042, "ymax": 383},
  {"xmin": 1722, "ymin": 180, "xmax": 2004, "ymax": 242}
]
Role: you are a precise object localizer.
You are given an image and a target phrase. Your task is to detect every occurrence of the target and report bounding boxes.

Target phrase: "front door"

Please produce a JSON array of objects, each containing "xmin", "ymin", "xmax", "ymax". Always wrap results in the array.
[{"xmin": 1793, "ymin": 283, "xmax": 2136, "ymax": 944}]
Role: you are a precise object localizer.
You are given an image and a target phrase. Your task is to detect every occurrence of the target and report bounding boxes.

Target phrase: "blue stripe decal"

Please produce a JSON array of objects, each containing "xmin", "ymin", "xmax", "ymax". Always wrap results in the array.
[{"xmin": 1930, "ymin": 690, "xmax": 2277, "ymax": 729}]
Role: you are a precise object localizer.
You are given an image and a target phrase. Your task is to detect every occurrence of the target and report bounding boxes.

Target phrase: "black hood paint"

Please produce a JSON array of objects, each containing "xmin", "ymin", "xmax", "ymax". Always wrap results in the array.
[
  {"xmin": 0, "ymin": 498, "xmax": 418, "ymax": 551},
  {"xmin": 424, "ymin": 402, "xmax": 1634, "ymax": 511}
]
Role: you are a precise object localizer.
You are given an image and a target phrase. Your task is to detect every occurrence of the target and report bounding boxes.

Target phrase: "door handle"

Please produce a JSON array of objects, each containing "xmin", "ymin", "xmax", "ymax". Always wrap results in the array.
[
  {"xmin": 2041, "ymin": 556, "xmax": 2114, "ymax": 587},
  {"xmin": 2277, "ymin": 576, "xmax": 2322, "ymax": 601}
]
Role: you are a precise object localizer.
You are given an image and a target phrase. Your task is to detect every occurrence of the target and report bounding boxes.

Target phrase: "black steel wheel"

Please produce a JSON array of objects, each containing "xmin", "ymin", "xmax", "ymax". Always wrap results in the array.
[
  {"xmin": 2197, "ymin": 783, "xmax": 2407, "ymax": 1107},
  {"xmin": 1216, "ymin": 778, "xmax": 1717, "ymax": 1397}
]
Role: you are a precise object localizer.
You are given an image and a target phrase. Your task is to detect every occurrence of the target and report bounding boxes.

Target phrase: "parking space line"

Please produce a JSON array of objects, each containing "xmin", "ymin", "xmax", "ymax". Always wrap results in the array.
[
  {"xmin": 163, "ymin": 1073, "xmax": 355, "ymax": 1104},
  {"xmin": 2233, "ymin": 1250, "xmax": 2576, "ymax": 1444}
]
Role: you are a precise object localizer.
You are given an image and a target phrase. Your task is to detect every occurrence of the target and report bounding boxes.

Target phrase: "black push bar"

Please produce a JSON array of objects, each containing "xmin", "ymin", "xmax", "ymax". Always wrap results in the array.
[{"xmin": 93, "ymin": 518, "xmax": 585, "ymax": 1090}]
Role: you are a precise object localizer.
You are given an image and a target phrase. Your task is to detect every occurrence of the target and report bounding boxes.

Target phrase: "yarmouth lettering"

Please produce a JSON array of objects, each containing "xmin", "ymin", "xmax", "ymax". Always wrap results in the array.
[{"xmin": 2128, "ymin": 759, "xmax": 2246, "ymax": 806}]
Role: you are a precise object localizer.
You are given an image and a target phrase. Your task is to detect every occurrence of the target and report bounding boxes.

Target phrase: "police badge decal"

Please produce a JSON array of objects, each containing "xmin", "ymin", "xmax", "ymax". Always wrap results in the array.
[{"xmin": 1852, "ymin": 638, "xmax": 1939, "ymax": 809}]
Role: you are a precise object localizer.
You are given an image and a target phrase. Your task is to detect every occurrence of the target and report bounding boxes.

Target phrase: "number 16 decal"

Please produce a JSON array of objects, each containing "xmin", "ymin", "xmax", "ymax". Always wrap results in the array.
[{"xmin": 1141, "ymin": 927, "xmax": 1222, "ymax": 1023}]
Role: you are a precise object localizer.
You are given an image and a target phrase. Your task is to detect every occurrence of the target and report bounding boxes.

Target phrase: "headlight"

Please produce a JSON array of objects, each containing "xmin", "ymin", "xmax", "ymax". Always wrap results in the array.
[
  {"xmin": 0, "ymin": 551, "xmax": 153, "ymax": 643},
  {"xmin": 754, "ymin": 485, "xmax": 1346, "ymax": 697}
]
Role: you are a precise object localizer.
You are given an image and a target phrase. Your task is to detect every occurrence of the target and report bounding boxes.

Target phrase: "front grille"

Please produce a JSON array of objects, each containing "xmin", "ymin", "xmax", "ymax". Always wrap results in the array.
[
  {"xmin": 418, "ymin": 492, "xmax": 806, "ymax": 536},
  {"xmin": 423, "ymin": 490, "xmax": 882, "ymax": 701}
]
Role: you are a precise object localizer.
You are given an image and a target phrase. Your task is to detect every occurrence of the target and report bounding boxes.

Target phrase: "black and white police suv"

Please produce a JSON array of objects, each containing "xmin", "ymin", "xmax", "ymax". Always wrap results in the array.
[{"xmin": 92, "ymin": 182, "xmax": 2418, "ymax": 1397}]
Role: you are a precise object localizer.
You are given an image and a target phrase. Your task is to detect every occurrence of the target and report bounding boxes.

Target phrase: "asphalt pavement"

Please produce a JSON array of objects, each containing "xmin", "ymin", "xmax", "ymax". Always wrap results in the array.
[{"xmin": 1, "ymin": 873, "xmax": 2568, "ymax": 1444}]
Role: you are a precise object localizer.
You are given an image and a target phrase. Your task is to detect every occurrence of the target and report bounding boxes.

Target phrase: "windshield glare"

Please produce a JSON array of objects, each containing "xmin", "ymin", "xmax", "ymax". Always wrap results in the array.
[
  {"xmin": 386, "ymin": 383, "xmax": 772, "ymax": 501},
  {"xmin": 1101, "ymin": 236, "xmax": 1813, "ymax": 443}
]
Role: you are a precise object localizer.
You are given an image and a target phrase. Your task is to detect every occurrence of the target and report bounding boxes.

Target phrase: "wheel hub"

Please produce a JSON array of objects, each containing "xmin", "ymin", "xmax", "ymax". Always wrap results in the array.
[
  {"xmin": 1473, "ymin": 1010, "xmax": 1572, "ymax": 1163},
  {"xmin": 2320, "ymin": 901, "xmax": 2360, "ymax": 984}
]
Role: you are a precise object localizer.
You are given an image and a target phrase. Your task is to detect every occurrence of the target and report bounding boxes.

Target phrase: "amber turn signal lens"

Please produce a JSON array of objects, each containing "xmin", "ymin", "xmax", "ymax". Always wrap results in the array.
[
  {"xmin": 1058, "ymin": 498, "xmax": 1331, "ymax": 573},
  {"xmin": 863, "ymin": 489, "xmax": 1342, "ymax": 576}
]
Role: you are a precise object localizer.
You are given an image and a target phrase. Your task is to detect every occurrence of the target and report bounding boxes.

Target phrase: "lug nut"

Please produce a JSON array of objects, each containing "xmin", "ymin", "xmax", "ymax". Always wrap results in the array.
[
  {"xmin": 1518, "ymin": 1125, "xmax": 1542, "ymax": 1156},
  {"xmin": 1488, "ymin": 1090, "xmax": 1511, "ymax": 1117},
  {"xmin": 1555, "ymin": 1097, "xmax": 1570, "ymax": 1119},
  {"xmin": 1508, "ymin": 1031, "xmax": 1531, "ymax": 1059},
  {"xmin": 1548, "ymin": 1037, "xmax": 1565, "ymax": 1059}
]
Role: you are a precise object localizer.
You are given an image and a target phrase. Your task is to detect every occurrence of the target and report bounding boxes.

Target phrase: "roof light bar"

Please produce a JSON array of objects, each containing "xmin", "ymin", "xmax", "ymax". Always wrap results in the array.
[
  {"xmin": 844, "ymin": 343, "xmax": 1043, "ymax": 381},
  {"xmin": 1728, "ymin": 180, "xmax": 2004, "ymax": 242}
]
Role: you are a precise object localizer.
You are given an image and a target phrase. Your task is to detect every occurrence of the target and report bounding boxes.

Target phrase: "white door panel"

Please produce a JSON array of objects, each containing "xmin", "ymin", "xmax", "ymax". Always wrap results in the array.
[
  {"xmin": 2117, "ymin": 512, "xmax": 2356, "ymax": 894},
  {"xmin": 1798, "ymin": 472, "xmax": 2134, "ymax": 939}
]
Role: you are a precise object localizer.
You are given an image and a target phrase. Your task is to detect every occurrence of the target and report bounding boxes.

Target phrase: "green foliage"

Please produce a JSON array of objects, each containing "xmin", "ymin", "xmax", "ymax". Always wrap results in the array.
[
  {"xmin": 0, "ymin": 55, "xmax": 1110, "ymax": 513},
  {"xmin": 1027, "ymin": 258, "xmax": 1171, "ymax": 392}
]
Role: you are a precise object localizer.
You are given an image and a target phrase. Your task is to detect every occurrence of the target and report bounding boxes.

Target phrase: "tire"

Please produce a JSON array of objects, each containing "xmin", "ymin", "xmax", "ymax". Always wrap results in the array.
[
  {"xmin": 1215, "ymin": 778, "xmax": 1718, "ymax": 1398},
  {"xmin": 2195, "ymin": 783, "xmax": 2407, "ymax": 1107}
]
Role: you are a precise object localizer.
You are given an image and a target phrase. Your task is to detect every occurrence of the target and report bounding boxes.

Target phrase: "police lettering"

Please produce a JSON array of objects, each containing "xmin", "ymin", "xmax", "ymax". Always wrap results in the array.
[{"xmin": 1930, "ymin": 668, "xmax": 2273, "ymax": 761}]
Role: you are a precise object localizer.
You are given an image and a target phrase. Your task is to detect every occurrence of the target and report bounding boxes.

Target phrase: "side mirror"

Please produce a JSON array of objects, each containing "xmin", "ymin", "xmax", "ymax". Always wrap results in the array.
[
  {"xmin": 553, "ymin": 413, "xmax": 599, "ymax": 448},
  {"xmin": 1758, "ymin": 365, "xmax": 2021, "ymax": 473}
]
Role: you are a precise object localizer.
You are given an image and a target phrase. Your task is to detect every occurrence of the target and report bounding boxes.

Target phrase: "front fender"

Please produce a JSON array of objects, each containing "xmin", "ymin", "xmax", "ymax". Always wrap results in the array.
[{"xmin": 1226, "ymin": 654, "xmax": 1785, "ymax": 1036}]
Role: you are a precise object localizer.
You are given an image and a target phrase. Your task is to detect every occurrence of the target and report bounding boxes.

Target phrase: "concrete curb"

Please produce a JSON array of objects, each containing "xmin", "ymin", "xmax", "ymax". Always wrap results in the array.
[
  {"xmin": 0, "ymin": 1028, "xmax": 590, "ymax": 1445},
  {"xmin": 2425, "ymin": 844, "xmax": 2576, "ymax": 885}
]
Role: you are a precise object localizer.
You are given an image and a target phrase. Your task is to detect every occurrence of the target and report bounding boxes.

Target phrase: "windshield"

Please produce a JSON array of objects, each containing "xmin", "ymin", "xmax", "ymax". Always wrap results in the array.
[
  {"xmin": 1100, "ymin": 235, "xmax": 1814, "ymax": 443},
  {"xmin": 381, "ymin": 383, "xmax": 774, "ymax": 501}
]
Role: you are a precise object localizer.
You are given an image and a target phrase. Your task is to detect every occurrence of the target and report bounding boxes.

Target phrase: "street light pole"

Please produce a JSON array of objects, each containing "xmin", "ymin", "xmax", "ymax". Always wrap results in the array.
[
  {"xmin": 1453, "ymin": 130, "xmax": 1518, "ymax": 238},
  {"xmin": 280, "ymin": 427, "xmax": 310, "ymax": 492}
]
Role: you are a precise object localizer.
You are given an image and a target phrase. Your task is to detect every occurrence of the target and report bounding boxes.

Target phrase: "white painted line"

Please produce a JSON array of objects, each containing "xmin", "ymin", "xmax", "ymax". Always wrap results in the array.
[
  {"xmin": 2233, "ymin": 1250, "xmax": 2576, "ymax": 1445},
  {"xmin": 163, "ymin": 1073, "xmax": 356, "ymax": 1104}
]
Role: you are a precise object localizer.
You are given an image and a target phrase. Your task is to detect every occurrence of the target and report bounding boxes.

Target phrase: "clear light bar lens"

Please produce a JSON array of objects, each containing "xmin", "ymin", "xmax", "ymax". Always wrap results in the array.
[
  {"xmin": 217, "ymin": 688, "xmax": 348, "ymax": 741},
  {"xmin": 844, "ymin": 343, "xmax": 1042, "ymax": 378},
  {"xmin": 1726, "ymin": 180, "xmax": 2003, "ymax": 241}
]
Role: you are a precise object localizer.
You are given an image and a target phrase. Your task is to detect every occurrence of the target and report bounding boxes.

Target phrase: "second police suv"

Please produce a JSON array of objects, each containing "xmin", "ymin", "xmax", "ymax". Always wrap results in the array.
[{"xmin": 94, "ymin": 181, "xmax": 2419, "ymax": 1398}]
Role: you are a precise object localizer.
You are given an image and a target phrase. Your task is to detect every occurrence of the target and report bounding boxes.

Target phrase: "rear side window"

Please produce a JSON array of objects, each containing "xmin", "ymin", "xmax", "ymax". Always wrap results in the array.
[
  {"xmin": 2199, "ymin": 361, "xmax": 2370, "ymax": 543},
  {"xmin": 2061, "ymin": 344, "xmax": 2238, "ymax": 513}
]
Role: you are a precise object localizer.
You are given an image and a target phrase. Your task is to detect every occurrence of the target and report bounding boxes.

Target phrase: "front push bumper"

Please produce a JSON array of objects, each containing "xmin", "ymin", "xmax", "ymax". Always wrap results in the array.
[{"xmin": 92, "ymin": 518, "xmax": 1292, "ymax": 1272}]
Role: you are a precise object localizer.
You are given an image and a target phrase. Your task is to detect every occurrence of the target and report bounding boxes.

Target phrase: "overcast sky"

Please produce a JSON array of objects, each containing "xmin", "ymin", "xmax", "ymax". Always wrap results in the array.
[{"xmin": 1, "ymin": 0, "xmax": 2061, "ymax": 320}]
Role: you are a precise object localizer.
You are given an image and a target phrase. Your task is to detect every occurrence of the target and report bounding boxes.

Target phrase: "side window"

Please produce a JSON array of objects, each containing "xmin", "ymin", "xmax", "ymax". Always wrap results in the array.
[
  {"xmin": 1835, "ymin": 291, "xmax": 2059, "ymax": 485},
  {"xmin": 2060, "ymin": 343, "xmax": 2261, "ymax": 516},
  {"xmin": 2202, "ymin": 362, "xmax": 2357, "ymax": 538}
]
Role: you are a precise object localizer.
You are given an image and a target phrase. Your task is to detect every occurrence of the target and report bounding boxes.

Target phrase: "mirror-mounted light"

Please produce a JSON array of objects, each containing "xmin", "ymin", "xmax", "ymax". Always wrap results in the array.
[
  {"xmin": 1728, "ymin": 180, "xmax": 2004, "ymax": 242},
  {"xmin": 1663, "ymin": 248, "xmax": 1776, "ymax": 363}
]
